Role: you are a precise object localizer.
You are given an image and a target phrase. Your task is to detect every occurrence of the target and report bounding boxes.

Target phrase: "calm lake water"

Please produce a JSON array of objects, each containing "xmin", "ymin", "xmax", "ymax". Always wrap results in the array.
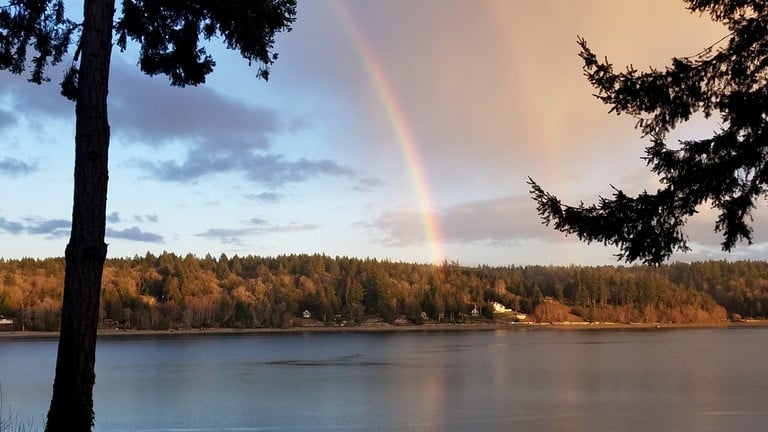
[{"xmin": 1, "ymin": 328, "xmax": 767, "ymax": 431}]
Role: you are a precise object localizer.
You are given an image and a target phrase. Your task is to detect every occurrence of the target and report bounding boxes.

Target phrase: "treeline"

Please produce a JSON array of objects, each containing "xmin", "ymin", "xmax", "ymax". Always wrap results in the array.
[{"xmin": 1, "ymin": 253, "xmax": 767, "ymax": 331}]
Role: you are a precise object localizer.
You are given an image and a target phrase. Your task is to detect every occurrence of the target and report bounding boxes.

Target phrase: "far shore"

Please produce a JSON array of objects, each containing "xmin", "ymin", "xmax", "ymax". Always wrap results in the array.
[{"xmin": 2, "ymin": 320, "xmax": 767, "ymax": 340}]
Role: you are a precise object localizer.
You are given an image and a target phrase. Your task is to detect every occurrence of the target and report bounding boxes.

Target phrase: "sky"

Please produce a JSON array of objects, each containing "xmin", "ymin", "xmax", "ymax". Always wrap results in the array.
[{"xmin": 1, "ymin": 0, "xmax": 766, "ymax": 267}]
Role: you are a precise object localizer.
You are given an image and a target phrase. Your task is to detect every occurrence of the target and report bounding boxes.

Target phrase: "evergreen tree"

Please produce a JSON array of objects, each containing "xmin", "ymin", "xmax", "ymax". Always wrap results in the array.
[
  {"xmin": 530, "ymin": 0, "xmax": 768, "ymax": 265},
  {"xmin": 0, "ymin": 1, "xmax": 296, "ymax": 431}
]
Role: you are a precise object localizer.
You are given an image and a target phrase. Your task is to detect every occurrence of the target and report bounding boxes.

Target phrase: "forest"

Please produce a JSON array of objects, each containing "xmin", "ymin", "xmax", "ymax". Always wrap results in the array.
[{"xmin": 1, "ymin": 253, "xmax": 767, "ymax": 331}]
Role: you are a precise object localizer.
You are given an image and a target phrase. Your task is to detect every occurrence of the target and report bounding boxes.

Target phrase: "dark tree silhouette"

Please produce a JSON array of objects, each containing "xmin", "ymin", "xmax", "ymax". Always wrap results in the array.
[
  {"xmin": 0, "ymin": 1, "xmax": 296, "ymax": 431},
  {"xmin": 529, "ymin": 0, "xmax": 768, "ymax": 265}
]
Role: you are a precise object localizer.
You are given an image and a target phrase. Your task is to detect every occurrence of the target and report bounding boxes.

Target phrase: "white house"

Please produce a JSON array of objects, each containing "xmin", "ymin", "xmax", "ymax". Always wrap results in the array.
[
  {"xmin": 491, "ymin": 302, "xmax": 511, "ymax": 313},
  {"xmin": 0, "ymin": 317, "xmax": 13, "ymax": 330}
]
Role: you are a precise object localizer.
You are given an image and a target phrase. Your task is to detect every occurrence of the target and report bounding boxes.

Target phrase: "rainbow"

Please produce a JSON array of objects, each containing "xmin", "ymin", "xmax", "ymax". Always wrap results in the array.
[{"xmin": 331, "ymin": 0, "xmax": 445, "ymax": 264}]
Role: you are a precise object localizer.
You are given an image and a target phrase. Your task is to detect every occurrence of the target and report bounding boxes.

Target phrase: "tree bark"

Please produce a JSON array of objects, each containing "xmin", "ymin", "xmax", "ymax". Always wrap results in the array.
[{"xmin": 45, "ymin": 0, "xmax": 115, "ymax": 431}]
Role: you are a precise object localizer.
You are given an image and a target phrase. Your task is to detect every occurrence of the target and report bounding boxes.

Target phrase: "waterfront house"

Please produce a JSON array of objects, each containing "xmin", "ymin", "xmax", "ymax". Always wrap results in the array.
[
  {"xmin": 0, "ymin": 316, "xmax": 14, "ymax": 331},
  {"xmin": 491, "ymin": 302, "xmax": 511, "ymax": 313}
]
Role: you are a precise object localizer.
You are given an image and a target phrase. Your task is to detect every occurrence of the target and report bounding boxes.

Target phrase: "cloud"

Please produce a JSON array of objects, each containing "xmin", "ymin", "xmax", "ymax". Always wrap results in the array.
[
  {"xmin": 102, "ymin": 59, "xmax": 360, "ymax": 187},
  {"xmin": 245, "ymin": 192, "xmax": 282, "ymax": 203},
  {"xmin": 354, "ymin": 176, "xmax": 386, "ymax": 191},
  {"xmin": 196, "ymin": 219, "xmax": 319, "ymax": 244},
  {"xmin": 25, "ymin": 218, "xmax": 70, "ymax": 237},
  {"xmin": 133, "ymin": 214, "xmax": 159, "ymax": 223},
  {"xmin": 109, "ymin": 59, "xmax": 284, "ymax": 151},
  {"xmin": 368, "ymin": 193, "xmax": 768, "ymax": 265},
  {"xmin": 106, "ymin": 60, "xmax": 359, "ymax": 186},
  {"xmin": 106, "ymin": 226, "xmax": 164, "ymax": 243},
  {"xmin": 678, "ymin": 204, "xmax": 768, "ymax": 250},
  {"xmin": 0, "ymin": 216, "xmax": 69, "ymax": 237},
  {"xmin": 140, "ymin": 151, "xmax": 356, "ymax": 186},
  {"xmin": 368, "ymin": 194, "xmax": 568, "ymax": 247},
  {"xmin": 441, "ymin": 196, "xmax": 563, "ymax": 243},
  {"xmin": 0, "ymin": 213, "xmax": 162, "ymax": 244},
  {"xmin": 0, "ymin": 217, "xmax": 24, "ymax": 234},
  {"xmin": 0, "ymin": 58, "xmax": 358, "ymax": 187},
  {"xmin": 364, "ymin": 211, "xmax": 425, "ymax": 247},
  {"xmin": 107, "ymin": 212, "xmax": 121, "ymax": 223},
  {"xmin": 360, "ymin": 177, "xmax": 386, "ymax": 187},
  {"xmin": 268, "ymin": 223, "xmax": 321, "ymax": 233},
  {"xmin": 0, "ymin": 66, "xmax": 73, "ymax": 119},
  {"xmin": 0, "ymin": 157, "xmax": 38, "ymax": 177},
  {"xmin": 0, "ymin": 109, "xmax": 15, "ymax": 129},
  {"xmin": 194, "ymin": 228, "xmax": 248, "ymax": 245}
]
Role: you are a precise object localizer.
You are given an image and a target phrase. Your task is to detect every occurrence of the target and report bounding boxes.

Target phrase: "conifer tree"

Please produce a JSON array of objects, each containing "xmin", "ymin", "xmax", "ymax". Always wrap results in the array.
[
  {"xmin": 530, "ymin": 0, "xmax": 768, "ymax": 265},
  {"xmin": 0, "ymin": 1, "xmax": 296, "ymax": 431}
]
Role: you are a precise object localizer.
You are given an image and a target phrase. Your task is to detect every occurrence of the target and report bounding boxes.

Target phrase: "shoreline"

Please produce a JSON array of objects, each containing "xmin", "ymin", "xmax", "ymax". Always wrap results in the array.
[{"xmin": 2, "ymin": 320, "xmax": 767, "ymax": 340}]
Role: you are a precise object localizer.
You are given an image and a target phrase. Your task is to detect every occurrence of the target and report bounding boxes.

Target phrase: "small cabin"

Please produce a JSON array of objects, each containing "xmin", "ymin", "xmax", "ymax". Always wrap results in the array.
[
  {"xmin": 491, "ymin": 302, "xmax": 510, "ymax": 313},
  {"xmin": 0, "ymin": 316, "xmax": 14, "ymax": 331}
]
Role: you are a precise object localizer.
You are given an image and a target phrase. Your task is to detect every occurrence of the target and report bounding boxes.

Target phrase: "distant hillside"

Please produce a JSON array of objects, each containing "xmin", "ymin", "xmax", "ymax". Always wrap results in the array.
[{"xmin": 2, "ymin": 254, "xmax": 766, "ymax": 331}]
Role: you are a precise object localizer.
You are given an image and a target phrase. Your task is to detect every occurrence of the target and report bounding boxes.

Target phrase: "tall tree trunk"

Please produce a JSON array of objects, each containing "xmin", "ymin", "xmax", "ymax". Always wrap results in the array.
[{"xmin": 45, "ymin": 0, "xmax": 115, "ymax": 431}]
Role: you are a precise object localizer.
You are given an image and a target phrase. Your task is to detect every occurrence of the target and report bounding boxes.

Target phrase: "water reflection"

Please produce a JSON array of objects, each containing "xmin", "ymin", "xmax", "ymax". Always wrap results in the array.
[{"xmin": 1, "ymin": 328, "xmax": 767, "ymax": 431}]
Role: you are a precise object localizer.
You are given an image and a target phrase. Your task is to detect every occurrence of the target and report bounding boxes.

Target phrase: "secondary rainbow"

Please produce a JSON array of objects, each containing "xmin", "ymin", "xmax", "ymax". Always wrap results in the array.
[{"xmin": 331, "ymin": 0, "xmax": 445, "ymax": 264}]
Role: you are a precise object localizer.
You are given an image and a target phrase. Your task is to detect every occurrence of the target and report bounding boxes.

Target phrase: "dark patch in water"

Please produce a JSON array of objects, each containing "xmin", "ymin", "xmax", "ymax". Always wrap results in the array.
[{"xmin": 258, "ymin": 354, "xmax": 390, "ymax": 367}]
